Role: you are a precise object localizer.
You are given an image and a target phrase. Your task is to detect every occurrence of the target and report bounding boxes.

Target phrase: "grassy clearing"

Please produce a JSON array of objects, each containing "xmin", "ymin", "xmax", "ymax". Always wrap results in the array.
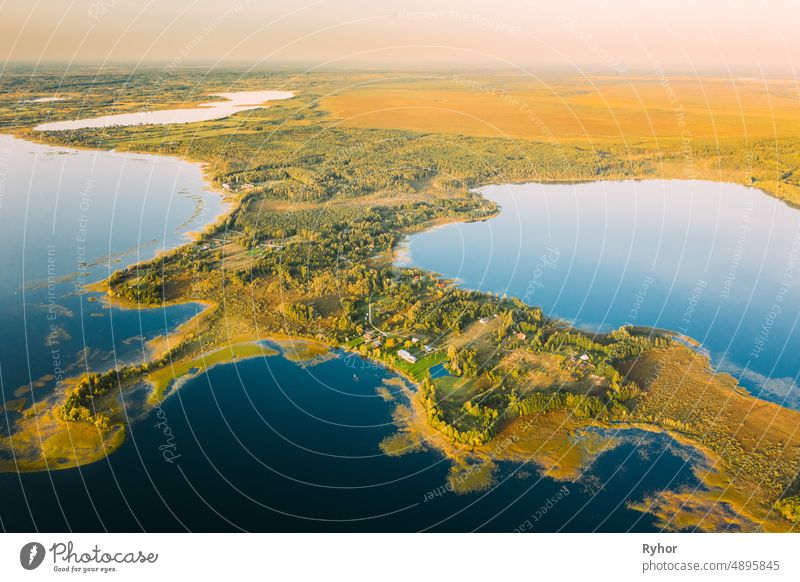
[
  {"xmin": 392, "ymin": 349, "xmax": 448, "ymax": 381},
  {"xmin": 0, "ymin": 403, "xmax": 125, "ymax": 473}
]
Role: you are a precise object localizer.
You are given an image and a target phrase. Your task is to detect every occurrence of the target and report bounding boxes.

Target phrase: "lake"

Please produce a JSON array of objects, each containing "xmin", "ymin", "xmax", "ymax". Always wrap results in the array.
[
  {"xmin": 399, "ymin": 180, "xmax": 800, "ymax": 410},
  {"xmin": 34, "ymin": 90, "xmax": 294, "ymax": 131},
  {"xmin": 0, "ymin": 134, "xmax": 222, "ymax": 419}
]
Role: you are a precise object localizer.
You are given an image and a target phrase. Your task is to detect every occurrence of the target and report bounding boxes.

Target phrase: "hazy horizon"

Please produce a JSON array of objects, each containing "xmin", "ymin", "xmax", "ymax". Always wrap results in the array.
[{"xmin": 2, "ymin": 0, "xmax": 799, "ymax": 76}]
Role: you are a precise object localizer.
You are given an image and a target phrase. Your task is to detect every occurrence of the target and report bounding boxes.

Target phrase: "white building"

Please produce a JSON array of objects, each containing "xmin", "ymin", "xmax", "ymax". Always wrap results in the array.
[{"xmin": 397, "ymin": 349, "xmax": 417, "ymax": 364}]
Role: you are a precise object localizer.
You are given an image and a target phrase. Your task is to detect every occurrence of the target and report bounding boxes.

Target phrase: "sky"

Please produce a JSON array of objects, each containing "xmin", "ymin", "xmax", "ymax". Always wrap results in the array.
[{"xmin": 1, "ymin": 0, "xmax": 799, "ymax": 73}]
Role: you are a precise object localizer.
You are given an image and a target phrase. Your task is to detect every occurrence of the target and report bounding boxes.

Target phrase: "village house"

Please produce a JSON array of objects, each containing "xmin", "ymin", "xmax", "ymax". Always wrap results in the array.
[{"xmin": 397, "ymin": 349, "xmax": 417, "ymax": 364}]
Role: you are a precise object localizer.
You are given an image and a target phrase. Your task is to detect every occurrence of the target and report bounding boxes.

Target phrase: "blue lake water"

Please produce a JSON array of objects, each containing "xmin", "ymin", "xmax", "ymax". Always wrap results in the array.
[
  {"xmin": 0, "ymin": 140, "xmax": 771, "ymax": 532},
  {"xmin": 399, "ymin": 180, "xmax": 800, "ymax": 410},
  {"xmin": 0, "ymin": 134, "xmax": 222, "ymax": 414}
]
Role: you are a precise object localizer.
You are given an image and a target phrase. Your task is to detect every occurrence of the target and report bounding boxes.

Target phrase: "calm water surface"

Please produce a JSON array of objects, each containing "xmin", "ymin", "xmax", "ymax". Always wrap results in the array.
[
  {"xmin": 400, "ymin": 180, "xmax": 800, "ymax": 410},
  {"xmin": 35, "ymin": 91, "xmax": 294, "ymax": 131},
  {"xmin": 0, "ymin": 133, "xmax": 222, "ymax": 415}
]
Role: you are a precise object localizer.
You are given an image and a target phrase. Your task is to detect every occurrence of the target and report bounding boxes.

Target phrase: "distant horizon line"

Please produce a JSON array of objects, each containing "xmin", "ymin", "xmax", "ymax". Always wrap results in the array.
[{"xmin": 3, "ymin": 60, "xmax": 798, "ymax": 78}]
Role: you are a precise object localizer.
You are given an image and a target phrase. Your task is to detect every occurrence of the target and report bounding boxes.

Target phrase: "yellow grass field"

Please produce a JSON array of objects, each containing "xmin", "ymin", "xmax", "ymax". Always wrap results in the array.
[{"xmin": 321, "ymin": 74, "xmax": 800, "ymax": 142}]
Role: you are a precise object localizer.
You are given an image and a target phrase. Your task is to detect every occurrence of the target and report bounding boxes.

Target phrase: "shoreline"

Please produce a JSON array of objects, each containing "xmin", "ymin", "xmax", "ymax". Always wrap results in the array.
[
  {"xmin": 0, "ymin": 128, "xmax": 249, "ymax": 473},
  {"xmin": 4, "ymin": 114, "xmax": 799, "ymax": 530}
]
